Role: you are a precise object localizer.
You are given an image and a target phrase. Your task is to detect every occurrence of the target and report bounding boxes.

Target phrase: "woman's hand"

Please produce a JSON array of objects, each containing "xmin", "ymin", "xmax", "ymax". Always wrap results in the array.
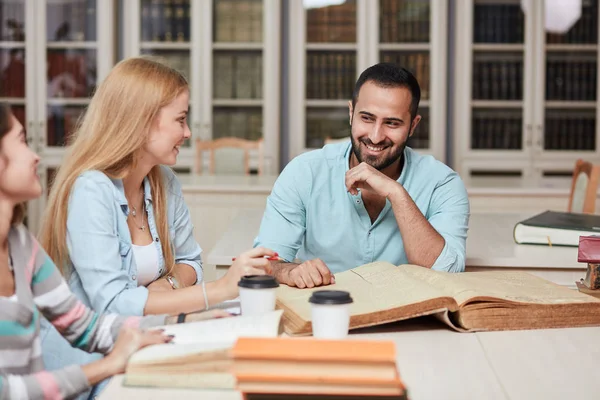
[
  {"xmin": 104, "ymin": 327, "xmax": 173, "ymax": 374},
  {"xmin": 220, "ymin": 247, "xmax": 276, "ymax": 298}
]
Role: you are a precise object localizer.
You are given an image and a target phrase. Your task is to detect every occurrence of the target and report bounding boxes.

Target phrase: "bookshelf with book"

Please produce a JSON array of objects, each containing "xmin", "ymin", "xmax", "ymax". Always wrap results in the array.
[
  {"xmin": 0, "ymin": 0, "xmax": 115, "ymax": 233},
  {"xmin": 123, "ymin": 0, "xmax": 280, "ymax": 174},
  {"xmin": 454, "ymin": 0, "xmax": 600, "ymax": 184},
  {"xmin": 289, "ymin": 0, "xmax": 447, "ymax": 162}
]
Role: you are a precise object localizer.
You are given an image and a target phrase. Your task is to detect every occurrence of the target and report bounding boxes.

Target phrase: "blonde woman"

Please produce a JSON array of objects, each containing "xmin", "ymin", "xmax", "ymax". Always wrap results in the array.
[{"xmin": 38, "ymin": 57, "xmax": 274, "ymax": 398}]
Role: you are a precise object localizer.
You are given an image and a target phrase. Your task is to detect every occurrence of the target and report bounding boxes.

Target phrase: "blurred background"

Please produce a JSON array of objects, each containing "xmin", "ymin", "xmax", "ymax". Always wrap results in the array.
[{"xmin": 1, "ymin": 0, "xmax": 598, "ymax": 238}]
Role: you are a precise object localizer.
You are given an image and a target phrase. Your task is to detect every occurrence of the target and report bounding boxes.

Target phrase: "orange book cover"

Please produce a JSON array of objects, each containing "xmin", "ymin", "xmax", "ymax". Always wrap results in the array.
[{"xmin": 232, "ymin": 337, "xmax": 396, "ymax": 364}]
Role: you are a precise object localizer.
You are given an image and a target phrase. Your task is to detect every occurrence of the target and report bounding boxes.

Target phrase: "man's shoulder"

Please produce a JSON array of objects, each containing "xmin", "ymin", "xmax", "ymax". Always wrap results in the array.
[{"xmin": 406, "ymin": 147, "xmax": 459, "ymax": 182}]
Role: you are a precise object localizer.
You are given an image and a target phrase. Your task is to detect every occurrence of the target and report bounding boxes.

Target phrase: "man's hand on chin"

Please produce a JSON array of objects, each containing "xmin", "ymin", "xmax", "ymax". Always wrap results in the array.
[{"xmin": 278, "ymin": 259, "xmax": 335, "ymax": 288}]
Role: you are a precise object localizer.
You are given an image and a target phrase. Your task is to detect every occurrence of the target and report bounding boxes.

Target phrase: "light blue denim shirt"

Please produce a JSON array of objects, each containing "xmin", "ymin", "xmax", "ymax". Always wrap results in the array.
[
  {"xmin": 254, "ymin": 142, "xmax": 470, "ymax": 273},
  {"xmin": 40, "ymin": 165, "xmax": 203, "ymax": 399}
]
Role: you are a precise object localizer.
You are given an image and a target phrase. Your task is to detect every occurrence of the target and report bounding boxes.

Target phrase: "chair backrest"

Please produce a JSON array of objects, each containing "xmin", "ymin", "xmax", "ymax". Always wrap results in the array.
[
  {"xmin": 568, "ymin": 159, "xmax": 600, "ymax": 214},
  {"xmin": 195, "ymin": 137, "xmax": 264, "ymax": 175}
]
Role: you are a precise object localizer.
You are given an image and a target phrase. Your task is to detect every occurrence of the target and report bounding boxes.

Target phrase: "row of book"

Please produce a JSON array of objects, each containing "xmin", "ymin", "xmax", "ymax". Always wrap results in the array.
[
  {"xmin": 47, "ymin": 0, "xmax": 96, "ymax": 42},
  {"xmin": 214, "ymin": 0, "xmax": 262, "ymax": 42},
  {"xmin": 0, "ymin": 49, "xmax": 25, "ymax": 98},
  {"xmin": 472, "ymin": 59, "xmax": 523, "ymax": 100},
  {"xmin": 1, "ymin": 3, "xmax": 25, "ymax": 41},
  {"xmin": 379, "ymin": 0, "xmax": 430, "ymax": 43},
  {"xmin": 546, "ymin": 0, "xmax": 598, "ymax": 44},
  {"xmin": 473, "ymin": 4, "xmax": 524, "ymax": 44},
  {"xmin": 306, "ymin": 1, "xmax": 356, "ymax": 43},
  {"xmin": 141, "ymin": 0, "xmax": 190, "ymax": 42},
  {"xmin": 213, "ymin": 108, "xmax": 262, "ymax": 141},
  {"xmin": 142, "ymin": 50, "xmax": 190, "ymax": 80},
  {"xmin": 471, "ymin": 113, "xmax": 523, "ymax": 150},
  {"xmin": 381, "ymin": 51, "xmax": 430, "ymax": 99},
  {"xmin": 306, "ymin": 52, "xmax": 356, "ymax": 100},
  {"xmin": 544, "ymin": 116, "xmax": 596, "ymax": 150},
  {"xmin": 214, "ymin": 53, "xmax": 262, "ymax": 99},
  {"xmin": 546, "ymin": 59, "xmax": 597, "ymax": 101},
  {"xmin": 47, "ymin": 50, "xmax": 96, "ymax": 98}
]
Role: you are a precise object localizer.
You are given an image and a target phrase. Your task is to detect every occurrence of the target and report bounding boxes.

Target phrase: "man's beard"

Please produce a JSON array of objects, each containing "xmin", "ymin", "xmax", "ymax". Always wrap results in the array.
[{"xmin": 350, "ymin": 127, "xmax": 407, "ymax": 171}]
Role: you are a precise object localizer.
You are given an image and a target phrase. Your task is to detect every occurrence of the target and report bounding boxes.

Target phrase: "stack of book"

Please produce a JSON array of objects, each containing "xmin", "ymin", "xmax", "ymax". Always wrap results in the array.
[{"xmin": 124, "ymin": 310, "xmax": 407, "ymax": 398}]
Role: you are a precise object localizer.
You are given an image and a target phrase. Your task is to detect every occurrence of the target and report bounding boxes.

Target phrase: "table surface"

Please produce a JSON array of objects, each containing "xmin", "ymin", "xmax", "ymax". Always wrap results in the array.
[
  {"xmin": 206, "ymin": 210, "xmax": 583, "ymax": 271},
  {"xmin": 99, "ymin": 319, "xmax": 600, "ymax": 400},
  {"xmin": 176, "ymin": 173, "xmax": 593, "ymax": 197}
]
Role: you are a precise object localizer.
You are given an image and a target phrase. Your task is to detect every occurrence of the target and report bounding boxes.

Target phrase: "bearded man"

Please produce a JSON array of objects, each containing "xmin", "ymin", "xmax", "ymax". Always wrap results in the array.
[{"xmin": 254, "ymin": 63, "xmax": 470, "ymax": 288}]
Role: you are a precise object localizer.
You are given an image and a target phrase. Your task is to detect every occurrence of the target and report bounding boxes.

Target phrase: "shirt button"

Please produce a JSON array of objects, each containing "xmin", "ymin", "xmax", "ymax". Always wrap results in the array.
[
  {"xmin": 155, "ymin": 237, "xmax": 159, "ymax": 242},
  {"xmin": 356, "ymin": 199, "xmax": 361, "ymax": 204},
  {"xmin": 132, "ymin": 274, "xmax": 136, "ymax": 280}
]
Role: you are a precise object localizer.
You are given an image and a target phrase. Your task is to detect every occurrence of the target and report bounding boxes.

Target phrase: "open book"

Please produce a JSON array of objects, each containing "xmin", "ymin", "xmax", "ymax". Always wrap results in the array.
[
  {"xmin": 276, "ymin": 262, "xmax": 600, "ymax": 335},
  {"xmin": 123, "ymin": 310, "xmax": 283, "ymax": 389}
]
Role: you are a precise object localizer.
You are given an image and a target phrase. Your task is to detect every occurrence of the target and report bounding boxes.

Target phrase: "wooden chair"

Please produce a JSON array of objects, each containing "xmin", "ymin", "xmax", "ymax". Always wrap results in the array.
[
  {"xmin": 568, "ymin": 159, "xmax": 600, "ymax": 214},
  {"xmin": 195, "ymin": 137, "xmax": 264, "ymax": 175}
]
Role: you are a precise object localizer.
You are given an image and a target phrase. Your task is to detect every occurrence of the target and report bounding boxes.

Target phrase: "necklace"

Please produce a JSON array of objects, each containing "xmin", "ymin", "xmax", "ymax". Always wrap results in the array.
[{"xmin": 129, "ymin": 191, "xmax": 147, "ymax": 231}]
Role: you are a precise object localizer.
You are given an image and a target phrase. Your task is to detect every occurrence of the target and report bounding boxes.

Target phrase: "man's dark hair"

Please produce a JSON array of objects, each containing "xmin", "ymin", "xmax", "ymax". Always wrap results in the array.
[{"xmin": 351, "ymin": 62, "xmax": 421, "ymax": 121}]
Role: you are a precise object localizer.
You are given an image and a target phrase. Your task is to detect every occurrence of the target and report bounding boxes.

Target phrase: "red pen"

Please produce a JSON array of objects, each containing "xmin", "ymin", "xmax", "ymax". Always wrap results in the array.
[{"xmin": 232, "ymin": 255, "xmax": 282, "ymax": 262}]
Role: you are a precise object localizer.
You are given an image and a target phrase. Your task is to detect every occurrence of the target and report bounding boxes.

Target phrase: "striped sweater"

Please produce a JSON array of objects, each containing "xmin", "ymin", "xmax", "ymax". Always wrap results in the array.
[{"xmin": 0, "ymin": 225, "xmax": 166, "ymax": 400}]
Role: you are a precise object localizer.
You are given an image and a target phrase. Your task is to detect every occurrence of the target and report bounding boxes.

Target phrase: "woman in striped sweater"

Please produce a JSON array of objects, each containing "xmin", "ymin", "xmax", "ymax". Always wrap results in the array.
[{"xmin": 0, "ymin": 103, "xmax": 225, "ymax": 399}]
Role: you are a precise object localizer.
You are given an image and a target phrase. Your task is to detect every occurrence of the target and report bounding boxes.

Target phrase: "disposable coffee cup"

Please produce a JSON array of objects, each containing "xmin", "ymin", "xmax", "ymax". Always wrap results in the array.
[
  {"xmin": 238, "ymin": 275, "xmax": 280, "ymax": 316},
  {"xmin": 309, "ymin": 290, "xmax": 353, "ymax": 339}
]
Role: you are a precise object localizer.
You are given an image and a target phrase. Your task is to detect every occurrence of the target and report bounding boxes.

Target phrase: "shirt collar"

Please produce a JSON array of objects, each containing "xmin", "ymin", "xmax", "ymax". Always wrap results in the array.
[{"xmin": 112, "ymin": 175, "xmax": 153, "ymax": 211}]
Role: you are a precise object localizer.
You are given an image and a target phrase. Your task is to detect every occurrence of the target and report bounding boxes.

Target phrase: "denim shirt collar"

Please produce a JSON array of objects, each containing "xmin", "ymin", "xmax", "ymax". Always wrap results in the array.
[{"xmin": 111, "ymin": 176, "xmax": 153, "ymax": 216}]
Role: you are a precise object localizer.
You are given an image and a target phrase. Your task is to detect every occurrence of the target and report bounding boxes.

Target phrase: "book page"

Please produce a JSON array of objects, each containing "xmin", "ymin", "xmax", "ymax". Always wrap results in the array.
[
  {"xmin": 152, "ymin": 309, "xmax": 283, "ymax": 344},
  {"xmin": 276, "ymin": 262, "xmax": 452, "ymax": 321},
  {"xmin": 399, "ymin": 265, "xmax": 600, "ymax": 306},
  {"xmin": 129, "ymin": 310, "xmax": 283, "ymax": 364},
  {"xmin": 129, "ymin": 341, "xmax": 232, "ymax": 364}
]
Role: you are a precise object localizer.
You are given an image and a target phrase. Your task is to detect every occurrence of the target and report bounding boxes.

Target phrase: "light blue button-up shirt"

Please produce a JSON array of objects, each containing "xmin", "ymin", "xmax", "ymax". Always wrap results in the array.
[
  {"xmin": 255, "ymin": 142, "xmax": 470, "ymax": 273},
  {"xmin": 40, "ymin": 165, "xmax": 203, "ymax": 399}
]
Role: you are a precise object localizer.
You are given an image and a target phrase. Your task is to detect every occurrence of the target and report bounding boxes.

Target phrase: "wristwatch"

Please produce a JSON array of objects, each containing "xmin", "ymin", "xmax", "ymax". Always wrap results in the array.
[{"xmin": 166, "ymin": 274, "xmax": 180, "ymax": 289}]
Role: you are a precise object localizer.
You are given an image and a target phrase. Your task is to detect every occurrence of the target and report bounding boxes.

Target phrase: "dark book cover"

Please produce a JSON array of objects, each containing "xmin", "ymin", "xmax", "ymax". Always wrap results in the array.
[{"xmin": 519, "ymin": 210, "xmax": 600, "ymax": 232}]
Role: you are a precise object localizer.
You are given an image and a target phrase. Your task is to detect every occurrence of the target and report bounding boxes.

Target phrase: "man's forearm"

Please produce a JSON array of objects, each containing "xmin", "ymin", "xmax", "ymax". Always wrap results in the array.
[
  {"xmin": 388, "ymin": 186, "xmax": 444, "ymax": 268},
  {"xmin": 270, "ymin": 261, "xmax": 299, "ymax": 284}
]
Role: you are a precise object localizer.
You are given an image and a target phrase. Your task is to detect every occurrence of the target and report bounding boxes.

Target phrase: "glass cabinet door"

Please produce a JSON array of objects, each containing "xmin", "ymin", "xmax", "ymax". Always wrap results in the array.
[
  {"xmin": 470, "ymin": 0, "xmax": 526, "ymax": 155},
  {"xmin": 45, "ymin": 0, "xmax": 99, "ymax": 149},
  {"xmin": 378, "ymin": 0, "xmax": 431, "ymax": 151},
  {"xmin": 0, "ymin": 0, "xmax": 26, "ymax": 129},
  {"xmin": 303, "ymin": 0, "xmax": 357, "ymax": 149},
  {"xmin": 212, "ymin": 0, "xmax": 264, "ymax": 143},
  {"xmin": 539, "ymin": 0, "xmax": 598, "ymax": 165}
]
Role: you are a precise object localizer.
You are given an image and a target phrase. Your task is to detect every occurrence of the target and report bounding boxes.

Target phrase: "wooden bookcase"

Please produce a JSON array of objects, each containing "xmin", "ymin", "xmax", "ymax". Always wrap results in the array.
[
  {"xmin": 123, "ymin": 0, "xmax": 281, "ymax": 175},
  {"xmin": 0, "ymin": 0, "xmax": 115, "ymax": 234},
  {"xmin": 454, "ymin": 0, "xmax": 600, "ymax": 182}
]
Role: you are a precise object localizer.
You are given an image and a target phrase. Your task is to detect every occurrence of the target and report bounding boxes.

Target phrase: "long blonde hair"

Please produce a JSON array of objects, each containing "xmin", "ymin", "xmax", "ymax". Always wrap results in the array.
[{"xmin": 40, "ymin": 57, "xmax": 188, "ymax": 276}]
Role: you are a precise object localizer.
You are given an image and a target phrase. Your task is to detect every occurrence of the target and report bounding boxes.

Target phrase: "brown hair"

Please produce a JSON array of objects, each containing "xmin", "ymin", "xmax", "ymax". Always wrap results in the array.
[
  {"xmin": 39, "ymin": 57, "xmax": 188, "ymax": 276},
  {"xmin": 0, "ymin": 103, "xmax": 26, "ymax": 226}
]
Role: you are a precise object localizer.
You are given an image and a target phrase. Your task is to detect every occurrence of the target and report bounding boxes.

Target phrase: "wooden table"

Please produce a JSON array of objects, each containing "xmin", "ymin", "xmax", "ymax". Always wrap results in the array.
[
  {"xmin": 99, "ymin": 319, "xmax": 600, "ymax": 400},
  {"xmin": 206, "ymin": 210, "xmax": 585, "ymax": 287}
]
